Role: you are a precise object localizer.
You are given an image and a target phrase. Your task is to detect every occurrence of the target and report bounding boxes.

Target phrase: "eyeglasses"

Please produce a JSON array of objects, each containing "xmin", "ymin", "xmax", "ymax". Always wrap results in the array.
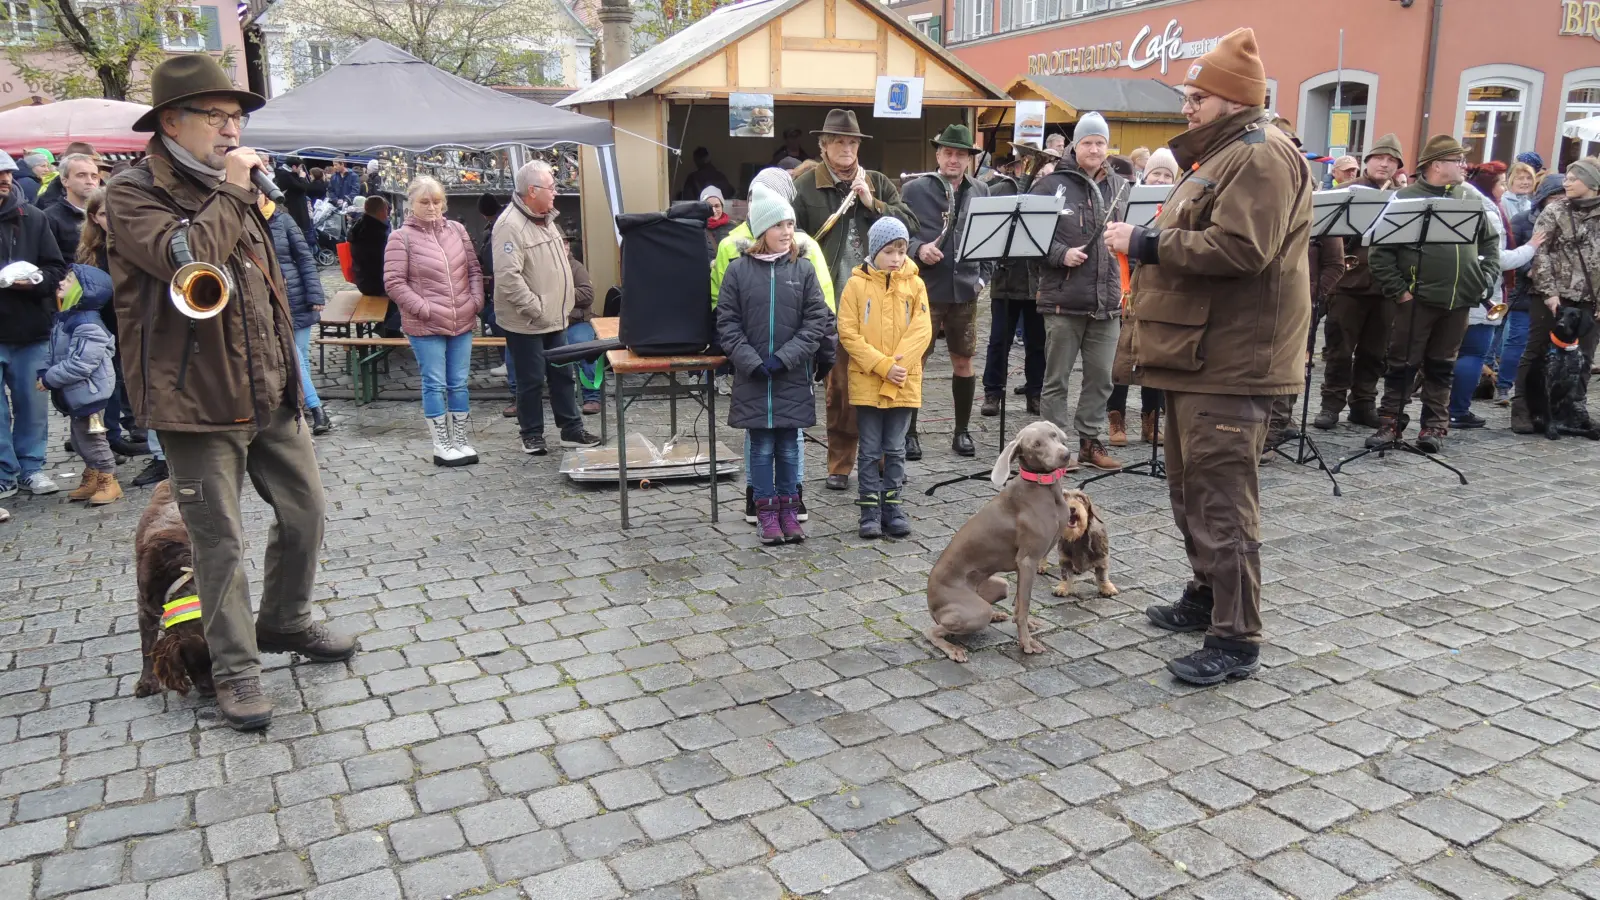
[
  {"xmin": 1440, "ymin": 157, "xmax": 1467, "ymax": 166},
  {"xmin": 1180, "ymin": 92, "xmax": 1214, "ymax": 110},
  {"xmin": 530, "ymin": 183, "xmax": 556, "ymax": 194},
  {"xmin": 181, "ymin": 106, "xmax": 249, "ymax": 129}
]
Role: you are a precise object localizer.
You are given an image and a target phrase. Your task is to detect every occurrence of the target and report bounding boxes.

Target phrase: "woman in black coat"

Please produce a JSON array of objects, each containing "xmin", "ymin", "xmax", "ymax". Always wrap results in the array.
[
  {"xmin": 263, "ymin": 196, "xmax": 332, "ymax": 434},
  {"xmin": 715, "ymin": 186, "xmax": 830, "ymax": 544}
]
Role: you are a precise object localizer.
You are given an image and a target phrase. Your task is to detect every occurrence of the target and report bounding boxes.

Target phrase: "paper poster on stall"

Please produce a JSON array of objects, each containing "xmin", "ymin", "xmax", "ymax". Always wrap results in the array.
[
  {"xmin": 730, "ymin": 94, "xmax": 775, "ymax": 137},
  {"xmin": 874, "ymin": 76, "xmax": 924, "ymax": 119},
  {"xmin": 1013, "ymin": 101, "xmax": 1047, "ymax": 149}
]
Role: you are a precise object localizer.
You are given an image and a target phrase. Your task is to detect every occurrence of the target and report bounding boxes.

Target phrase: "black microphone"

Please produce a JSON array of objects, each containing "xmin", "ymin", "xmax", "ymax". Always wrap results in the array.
[{"xmin": 252, "ymin": 166, "xmax": 285, "ymax": 203}]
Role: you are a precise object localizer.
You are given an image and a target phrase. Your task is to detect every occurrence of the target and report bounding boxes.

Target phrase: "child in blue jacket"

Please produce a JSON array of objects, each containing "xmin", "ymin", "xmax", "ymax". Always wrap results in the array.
[{"xmin": 40, "ymin": 264, "xmax": 121, "ymax": 505}]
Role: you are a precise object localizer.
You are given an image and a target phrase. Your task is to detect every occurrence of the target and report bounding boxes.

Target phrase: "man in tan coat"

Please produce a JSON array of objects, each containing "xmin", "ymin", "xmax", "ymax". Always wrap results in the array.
[
  {"xmin": 107, "ymin": 56, "xmax": 355, "ymax": 729},
  {"xmin": 493, "ymin": 160, "xmax": 600, "ymax": 456},
  {"xmin": 1105, "ymin": 28, "xmax": 1312, "ymax": 685}
]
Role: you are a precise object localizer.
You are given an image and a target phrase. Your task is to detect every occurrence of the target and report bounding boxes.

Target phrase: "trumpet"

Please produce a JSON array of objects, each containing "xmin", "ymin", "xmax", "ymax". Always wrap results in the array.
[
  {"xmin": 1483, "ymin": 299, "xmax": 1508, "ymax": 324},
  {"xmin": 169, "ymin": 226, "xmax": 233, "ymax": 320}
]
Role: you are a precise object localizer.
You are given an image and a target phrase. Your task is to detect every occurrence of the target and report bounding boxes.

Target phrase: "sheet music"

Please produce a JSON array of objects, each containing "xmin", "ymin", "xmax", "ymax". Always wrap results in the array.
[
  {"xmin": 1124, "ymin": 185, "xmax": 1172, "ymax": 229},
  {"xmin": 955, "ymin": 193, "xmax": 1065, "ymax": 262}
]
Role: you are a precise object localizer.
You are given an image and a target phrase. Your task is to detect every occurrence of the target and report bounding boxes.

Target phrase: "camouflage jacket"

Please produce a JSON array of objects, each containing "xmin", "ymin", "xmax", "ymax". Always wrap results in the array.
[{"xmin": 1532, "ymin": 198, "xmax": 1600, "ymax": 305}]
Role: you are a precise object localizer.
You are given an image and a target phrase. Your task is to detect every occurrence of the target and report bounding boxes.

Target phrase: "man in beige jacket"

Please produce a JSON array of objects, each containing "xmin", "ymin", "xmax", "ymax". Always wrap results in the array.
[{"xmin": 493, "ymin": 160, "xmax": 599, "ymax": 455}]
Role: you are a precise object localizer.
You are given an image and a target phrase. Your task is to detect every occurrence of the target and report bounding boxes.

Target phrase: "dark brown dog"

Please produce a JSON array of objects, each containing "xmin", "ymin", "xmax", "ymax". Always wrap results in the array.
[
  {"xmin": 1036, "ymin": 489, "xmax": 1117, "ymax": 598},
  {"xmin": 925, "ymin": 422, "xmax": 1075, "ymax": 662},
  {"xmin": 133, "ymin": 481, "xmax": 214, "ymax": 698}
]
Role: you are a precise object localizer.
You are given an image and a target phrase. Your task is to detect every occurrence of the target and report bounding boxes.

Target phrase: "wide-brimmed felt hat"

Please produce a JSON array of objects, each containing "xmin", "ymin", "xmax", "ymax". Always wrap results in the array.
[
  {"xmin": 931, "ymin": 123, "xmax": 978, "ymax": 153},
  {"xmin": 1011, "ymin": 141, "xmax": 1062, "ymax": 162},
  {"xmin": 812, "ymin": 109, "xmax": 870, "ymax": 139},
  {"xmin": 134, "ymin": 55, "xmax": 266, "ymax": 132},
  {"xmin": 1416, "ymin": 134, "xmax": 1468, "ymax": 168}
]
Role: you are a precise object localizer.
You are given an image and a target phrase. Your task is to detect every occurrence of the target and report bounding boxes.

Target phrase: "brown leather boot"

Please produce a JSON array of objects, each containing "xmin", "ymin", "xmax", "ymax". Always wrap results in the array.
[
  {"xmin": 89, "ymin": 472, "xmax": 122, "ymax": 506},
  {"xmin": 1141, "ymin": 410, "xmax": 1159, "ymax": 444},
  {"xmin": 256, "ymin": 622, "xmax": 358, "ymax": 663},
  {"xmin": 1080, "ymin": 438, "xmax": 1123, "ymax": 471},
  {"xmin": 216, "ymin": 676, "xmax": 273, "ymax": 730},
  {"xmin": 68, "ymin": 470, "xmax": 100, "ymax": 502},
  {"xmin": 1107, "ymin": 411, "xmax": 1127, "ymax": 447}
]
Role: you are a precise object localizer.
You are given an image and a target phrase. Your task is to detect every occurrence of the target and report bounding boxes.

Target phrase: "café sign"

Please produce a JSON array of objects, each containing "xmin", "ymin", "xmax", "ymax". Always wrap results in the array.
[
  {"xmin": 1560, "ymin": 0, "xmax": 1600, "ymax": 39},
  {"xmin": 1028, "ymin": 17, "xmax": 1222, "ymax": 78}
]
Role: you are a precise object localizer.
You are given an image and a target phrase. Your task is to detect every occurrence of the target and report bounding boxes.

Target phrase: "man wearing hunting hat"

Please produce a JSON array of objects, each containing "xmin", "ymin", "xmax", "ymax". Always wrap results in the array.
[
  {"xmin": 1366, "ymin": 134, "xmax": 1499, "ymax": 454},
  {"xmin": 1104, "ymin": 28, "xmax": 1313, "ymax": 685},
  {"xmin": 1315, "ymin": 133, "xmax": 1404, "ymax": 431},
  {"xmin": 105, "ymin": 54, "xmax": 356, "ymax": 730},
  {"xmin": 902, "ymin": 124, "xmax": 988, "ymax": 457},
  {"xmin": 792, "ymin": 109, "xmax": 916, "ymax": 481}
]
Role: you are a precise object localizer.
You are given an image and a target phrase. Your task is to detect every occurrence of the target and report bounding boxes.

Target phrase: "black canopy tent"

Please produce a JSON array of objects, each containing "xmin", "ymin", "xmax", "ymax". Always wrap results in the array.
[{"xmin": 247, "ymin": 39, "xmax": 622, "ymax": 218}]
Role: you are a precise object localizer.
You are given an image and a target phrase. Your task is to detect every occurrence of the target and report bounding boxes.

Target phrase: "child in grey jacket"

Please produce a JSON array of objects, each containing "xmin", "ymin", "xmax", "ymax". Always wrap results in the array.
[{"xmin": 40, "ymin": 264, "xmax": 121, "ymax": 505}]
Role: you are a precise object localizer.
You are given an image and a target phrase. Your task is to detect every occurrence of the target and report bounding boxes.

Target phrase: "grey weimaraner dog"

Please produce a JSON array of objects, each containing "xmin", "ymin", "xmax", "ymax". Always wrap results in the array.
[{"xmin": 925, "ymin": 421, "xmax": 1075, "ymax": 662}]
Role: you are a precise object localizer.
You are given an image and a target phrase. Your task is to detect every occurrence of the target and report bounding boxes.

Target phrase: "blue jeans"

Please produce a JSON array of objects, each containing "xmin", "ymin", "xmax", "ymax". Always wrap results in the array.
[
  {"xmin": 748, "ymin": 427, "xmax": 800, "ymax": 500},
  {"xmin": 0, "ymin": 341, "xmax": 49, "ymax": 487},
  {"xmin": 1449, "ymin": 323, "xmax": 1496, "ymax": 418},
  {"xmin": 1495, "ymin": 310, "xmax": 1529, "ymax": 392},
  {"xmin": 564, "ymin": 320, "xmax": 602, "ymax": 403},
  {"xmin": 408, "ymin": 331, "xmax": 473, "ymax": 418},
  {"xmin": 746, "ymin": 431, "xmax": 805, "ymax": 483},
  {"xmin": 293, "ymin": 327, "xmax": 322, "ymax": 410},
  {"xmin": 147, "ymin": 429, "xmax": 164, "ymax": 462},
  {"xmin": 856, "ymin": 406, "xmax": 912, "ymax": 495}
]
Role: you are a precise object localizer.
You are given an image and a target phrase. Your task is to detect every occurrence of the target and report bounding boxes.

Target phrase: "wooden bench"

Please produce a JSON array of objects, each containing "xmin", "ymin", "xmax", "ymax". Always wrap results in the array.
[{"xmin": 314, "ymin": 336, "xmax": 509, "ymax": 405}]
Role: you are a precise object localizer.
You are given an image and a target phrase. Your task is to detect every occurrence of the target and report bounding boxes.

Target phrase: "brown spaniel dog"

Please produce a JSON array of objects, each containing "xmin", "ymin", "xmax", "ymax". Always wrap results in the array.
[{"xmin": 133, "ymin": 481, "xmax": 213, "ymax": 698}]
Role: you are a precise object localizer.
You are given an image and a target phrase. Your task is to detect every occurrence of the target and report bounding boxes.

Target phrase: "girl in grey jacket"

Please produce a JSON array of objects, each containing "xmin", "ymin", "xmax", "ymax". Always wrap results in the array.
[
  {"xmin": 715, "ymin": 186, "xmax": 831, "ymax": 545},
  {"xmin": 41, "ymin": 264, "xmax": 121, "ymax": 504}
]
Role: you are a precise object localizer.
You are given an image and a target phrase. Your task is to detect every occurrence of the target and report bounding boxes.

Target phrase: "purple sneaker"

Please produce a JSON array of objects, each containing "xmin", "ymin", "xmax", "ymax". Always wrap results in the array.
[
  {"xmin": 778, "ymin": 495, "xmax": 806, "ymax": 543},
  {"xmin": 755, "ymin": 497, "xmax": 784, "ymax": 545}
]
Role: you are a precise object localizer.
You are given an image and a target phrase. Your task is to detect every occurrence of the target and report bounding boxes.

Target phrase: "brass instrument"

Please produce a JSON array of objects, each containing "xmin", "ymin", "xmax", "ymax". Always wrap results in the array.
[
  {"xmin": 814, "ymin": 190, "xmax": 856, "ymax": 242},
  {"xmin": 87, "ymin": 412, "xmax": 107, "ymax": 435},
  {"xmin": 1483, "ymin": 299, "xmax": 1509, "ymax": 324},
  {"xmin": 169, "ymin": 226, "xmax": 233, "ymax": 320}
]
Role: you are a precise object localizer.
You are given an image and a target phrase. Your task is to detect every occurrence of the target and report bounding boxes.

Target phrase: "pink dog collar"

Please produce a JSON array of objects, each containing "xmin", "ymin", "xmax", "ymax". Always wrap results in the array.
[{"xmin": 1018, "ymin": 468, "xmax": 1067, "ymax": 485}]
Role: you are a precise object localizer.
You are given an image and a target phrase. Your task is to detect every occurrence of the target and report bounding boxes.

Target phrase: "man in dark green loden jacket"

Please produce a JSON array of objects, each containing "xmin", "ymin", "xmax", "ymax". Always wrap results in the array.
[{"xmin": 1366, "ymin": 134, "xmax": 1500, "ymax": 454}]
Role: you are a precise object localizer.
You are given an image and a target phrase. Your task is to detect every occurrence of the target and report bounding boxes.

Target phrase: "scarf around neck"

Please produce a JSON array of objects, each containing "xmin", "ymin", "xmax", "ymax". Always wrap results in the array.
[{"xmin": 161, "ymin": 135, "xmax": 226, "ymax": 184}]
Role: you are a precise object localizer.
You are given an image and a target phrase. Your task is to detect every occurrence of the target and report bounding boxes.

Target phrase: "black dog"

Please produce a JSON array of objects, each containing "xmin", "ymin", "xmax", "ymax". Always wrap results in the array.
[{"xmin": 1531, "ymin": 306, "xmax": 1600, "ymax": 441}]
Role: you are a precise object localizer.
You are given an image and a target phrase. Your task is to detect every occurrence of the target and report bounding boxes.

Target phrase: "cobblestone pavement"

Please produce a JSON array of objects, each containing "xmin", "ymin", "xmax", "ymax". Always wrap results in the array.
[{"xmin": 3, "ymin": 294, "xmax": 1600, "ymax": 900}]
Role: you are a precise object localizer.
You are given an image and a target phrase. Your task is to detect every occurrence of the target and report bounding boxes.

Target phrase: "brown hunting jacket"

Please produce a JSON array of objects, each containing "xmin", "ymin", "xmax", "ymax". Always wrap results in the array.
[
  {"xmin": 106, "ymin": 138, "xmax": 298, "ymax": 432},
  {"xmin": 1113, "ymin": 107, "xmax": 1313, "ymax": 395}
]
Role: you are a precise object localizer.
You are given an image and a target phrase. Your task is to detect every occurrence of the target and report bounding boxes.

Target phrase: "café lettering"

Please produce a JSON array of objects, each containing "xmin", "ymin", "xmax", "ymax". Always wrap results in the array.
[
  {"xmin": 1560, "ymin": 0, "xmax": 1600, "ymax": 39},
  {"xmin": 1027, "ymin": 18, "xmax": 1222, "ymax": 79}
]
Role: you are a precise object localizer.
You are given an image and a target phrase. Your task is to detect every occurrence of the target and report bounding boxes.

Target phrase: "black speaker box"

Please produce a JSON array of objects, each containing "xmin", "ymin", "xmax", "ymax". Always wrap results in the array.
[{"xmin": 616, "ymin": 201, "xmax": 714, "ymax": 356}]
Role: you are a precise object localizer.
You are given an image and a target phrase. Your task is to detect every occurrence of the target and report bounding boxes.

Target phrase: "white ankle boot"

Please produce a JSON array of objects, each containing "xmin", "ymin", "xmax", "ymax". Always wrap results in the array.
[
  {"xmin": 448, "ymin": 411, "xmax": 479, "ymax": 465},
  {"xmin": 427, "ymin": 415, "xmax": 463, "ymax": 466}
]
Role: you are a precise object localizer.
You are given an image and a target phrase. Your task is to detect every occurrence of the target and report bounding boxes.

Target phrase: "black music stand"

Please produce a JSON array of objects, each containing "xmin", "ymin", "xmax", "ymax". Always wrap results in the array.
[
  {"xmin": 1331, "ymin": 195, "xmax": 1482, "ymax": 484},
  {"xmin": 1266, "ymin": 189, "xmax": 1390, "ymax": 495},
  {"xmin": 1124, "ymin": 184, "xmax": 1172, "ymax": 230},
  {"xmin": 926, "ymin": 193, "xmax": 1062, "ymax": 497}
]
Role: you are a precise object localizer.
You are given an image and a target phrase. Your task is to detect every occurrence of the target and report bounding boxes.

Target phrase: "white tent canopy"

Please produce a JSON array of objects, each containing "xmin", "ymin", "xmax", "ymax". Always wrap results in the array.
[{"xmin": 1562, "ymin": 115, "xmax": 1600, "ymax": 145}]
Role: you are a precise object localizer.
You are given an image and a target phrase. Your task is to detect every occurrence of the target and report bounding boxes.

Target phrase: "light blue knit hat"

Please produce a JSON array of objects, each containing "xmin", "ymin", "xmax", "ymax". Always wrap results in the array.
[
  {"xmin": 746, "ymin": 184, "xmax": 795, "ymax": 239},
  {"xmin": 867, "ymin": 216, "xmax": 909, "ymax": 262}
]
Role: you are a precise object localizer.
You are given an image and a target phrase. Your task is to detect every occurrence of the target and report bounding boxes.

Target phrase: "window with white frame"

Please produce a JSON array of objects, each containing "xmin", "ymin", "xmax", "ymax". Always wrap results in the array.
[
  {"xmin": 1560, "ymin": 84, "xmax": 1600, "ymax": 172},
  {"xmin": 966, "ymin": 0, "xmax": 990, "ymax": 38},
  {"xmin": 163, "ymin": 6, "xmax": 206, "ymax": 51},
  {"xmin": 1019, "ymin": 0, "xmax": 1040, "ymax": 27},
  {"xmin": 1463, "ymin": 83, "xmax": 1525, "ymax": 164},
  {"xmin": 1, "ymin": 0, "xmax": 36, "ymax": 44},
  {"xmin": 306, "ymin": 41, "xmax": 334, "ymax": 78}
]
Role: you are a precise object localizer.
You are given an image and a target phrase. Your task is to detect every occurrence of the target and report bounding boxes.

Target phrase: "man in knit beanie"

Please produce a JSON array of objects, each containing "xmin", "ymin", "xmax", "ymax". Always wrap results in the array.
[
  {"xmin": 1103, "ymin": 27, "xmax": 1312, "ymax": 686},
  {"xmin": 1030, "ymin": 109, "xmax": 1128, "ymax": 472}
]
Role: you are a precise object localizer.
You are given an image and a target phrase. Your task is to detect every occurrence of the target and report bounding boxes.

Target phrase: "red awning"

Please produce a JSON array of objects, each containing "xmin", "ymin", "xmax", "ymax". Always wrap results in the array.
[{"xmin": 0, "ymin": 98, "xmax": 153, "ymax": 156}]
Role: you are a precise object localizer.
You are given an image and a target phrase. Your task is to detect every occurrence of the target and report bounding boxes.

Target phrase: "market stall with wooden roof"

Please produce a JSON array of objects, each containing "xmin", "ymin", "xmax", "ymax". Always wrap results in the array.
[
  {"xmin": 559, "ymin": 0, "xmax": 1009, "ymax": 293},
  {"xmin": 979, "ymin": 74, "xmax": 1186, "ymax": 157}
]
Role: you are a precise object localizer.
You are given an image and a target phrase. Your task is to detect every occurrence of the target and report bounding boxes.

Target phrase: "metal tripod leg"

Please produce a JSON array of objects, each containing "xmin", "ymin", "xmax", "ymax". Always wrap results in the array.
[
  {"xmin": 1268, "ymin": 346, "xmax": 1342, "ymax": 496},
  {"xmin": 1078, "ymin": 406, "xmax": 1166, "ymax": 487},
  {"xmin": 1331, "ymin": 439, "xmax": 1469, "ymax": 484},
  {"xmin": 925, "ymin": 391, "xmax": 1009, "ymax": 497}
]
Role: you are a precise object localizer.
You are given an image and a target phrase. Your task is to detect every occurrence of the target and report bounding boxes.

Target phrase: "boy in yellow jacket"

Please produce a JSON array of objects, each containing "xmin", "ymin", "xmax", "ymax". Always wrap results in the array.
[{"xmin": 837, "ymin": 217, "xmax": 931, "ymax": 539}]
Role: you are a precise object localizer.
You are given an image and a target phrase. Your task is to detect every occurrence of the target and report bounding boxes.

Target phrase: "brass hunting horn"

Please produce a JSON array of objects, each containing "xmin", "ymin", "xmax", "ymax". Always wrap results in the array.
[{"xmin": 168, "ymin": 225, "xmax": 233, "ymax": 320}]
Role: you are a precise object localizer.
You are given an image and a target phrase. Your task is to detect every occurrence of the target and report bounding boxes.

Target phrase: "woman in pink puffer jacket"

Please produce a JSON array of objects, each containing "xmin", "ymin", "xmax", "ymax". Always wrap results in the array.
[{"xmin": 385, "ymin": 176, "xmax": 485, "ymax": 467}]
